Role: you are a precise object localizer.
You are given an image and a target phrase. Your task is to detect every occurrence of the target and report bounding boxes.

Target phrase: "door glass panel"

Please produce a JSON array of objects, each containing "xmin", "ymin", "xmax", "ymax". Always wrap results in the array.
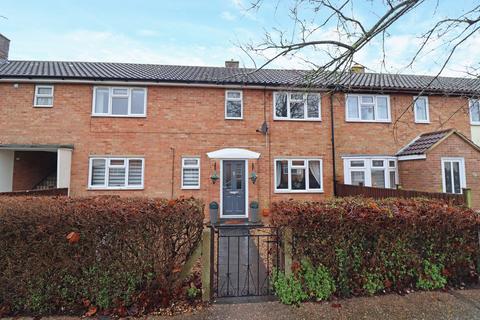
[
  {"xmin": 224, "ymin": 163, "xmax": 232, "ymax": 189},
  {"xmin": 235, "ymin": 165, "xmax": 243, "ymax": 190},
  {"xmin": 444, "ymin": 162, "xmax": 452, "ymax": 193},
  {"xmin": 452, "ymin": 162, "xmax": 461, "ymax": 194},
  {"xmin": 291, "ymin": 168, "xmax": 306, "ymax": 190},
  {"xmin": 371, "ymin": 169, "xmax": 385, "ymax": 188},
  {"xmin": 351, "ymin": 171, "xmax": 365, "ymax": 186}
]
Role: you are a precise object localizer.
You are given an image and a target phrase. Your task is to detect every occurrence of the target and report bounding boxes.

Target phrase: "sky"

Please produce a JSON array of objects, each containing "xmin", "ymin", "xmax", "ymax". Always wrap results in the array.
[{"xmin": 1, "ymin": 0, "xmax": 479, "ymax": 77}]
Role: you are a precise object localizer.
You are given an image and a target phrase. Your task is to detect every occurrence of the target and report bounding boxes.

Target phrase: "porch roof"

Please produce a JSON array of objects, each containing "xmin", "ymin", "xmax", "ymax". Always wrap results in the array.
[{"xmin": 0, "ymin": 144, "xmax": 74, "ymax": 151}]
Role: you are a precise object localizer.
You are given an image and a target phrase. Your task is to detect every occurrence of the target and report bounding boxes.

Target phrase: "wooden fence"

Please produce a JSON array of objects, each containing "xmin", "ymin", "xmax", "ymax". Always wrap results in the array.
[
  {"xmin": 0, "ymin": 188, "xmax": 68, "ymax": 197},
  {"xmin": 336, "ymin": 183, "xmax": 466, "ymax": 206}
]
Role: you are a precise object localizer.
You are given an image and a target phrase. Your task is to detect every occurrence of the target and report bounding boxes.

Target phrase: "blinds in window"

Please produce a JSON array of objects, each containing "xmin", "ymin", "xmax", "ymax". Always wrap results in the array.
[
  {"xmin": 91, "ymin": 159, "xmax": 106, "ymax": 186},
  {"xmin": 128, "ymin": 160, "xmax": 143, "ymax": 185},
  {"xmin": 183, "ymin": 168, "xmax": 199, "ymax": 186}
]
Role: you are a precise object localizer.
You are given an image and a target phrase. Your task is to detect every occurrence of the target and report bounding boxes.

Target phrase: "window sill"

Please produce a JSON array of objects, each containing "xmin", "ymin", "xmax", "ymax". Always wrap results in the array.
[
  {"xmin": 470, "ymin": 122, "xmax": 480, "ymax": 126},
  {"xmin": 181, "ymin": 187, "xmax": 201, "ymax": 190},
  {"xmin": 415, "ymin": 121, "xmax": 430, "ymax": 124},
  {"xmin": 34, "ymin": 105, "xmax": 53, "ymax": 108},
  {"xmin": 87, "ymin": 187, "xmax": 144, "ymax": 191},
  {"xmin": 91, "ymin": 114, "xmax": 147, "ymax": 118},
  {"xmin": 225, "ymin": 117, "xmax": 243, "ymax": 120},
  {"xmin": 345, "ymin": 119, "xmax": 391, "ymax": 123},
  {"xmin": 274, "ymin": 190, "xmax": 324, "ymax": 194},
  {"xmin": 273, "ymin": 118, "xmax": 322, "ymax": 122}
]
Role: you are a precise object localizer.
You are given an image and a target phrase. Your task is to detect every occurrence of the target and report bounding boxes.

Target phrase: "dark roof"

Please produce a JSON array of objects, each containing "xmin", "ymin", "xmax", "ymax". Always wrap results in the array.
[
  {"xmin": 396, "ymin": 129, "xmax": 480, "ymax": 157},
  {"xmin": 1, "ymin": 60, "xmax": 480, "ymax": 94}
]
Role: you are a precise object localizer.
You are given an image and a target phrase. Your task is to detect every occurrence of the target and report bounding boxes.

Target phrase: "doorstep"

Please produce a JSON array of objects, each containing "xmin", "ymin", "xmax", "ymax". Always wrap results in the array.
[{"xmin": 207, "ymin": 218, "xmax": 264, "ymax": 228}]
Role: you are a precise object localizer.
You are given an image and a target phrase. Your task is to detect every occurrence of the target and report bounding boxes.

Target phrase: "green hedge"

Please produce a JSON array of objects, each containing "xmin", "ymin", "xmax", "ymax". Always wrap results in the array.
[
  {"xmin": 0, "ymin": 196, "xmax": 204, "ymax": 316},
  {"xmin": 272, "ymin": 197, "xmax": 480, "ymax": 298}
]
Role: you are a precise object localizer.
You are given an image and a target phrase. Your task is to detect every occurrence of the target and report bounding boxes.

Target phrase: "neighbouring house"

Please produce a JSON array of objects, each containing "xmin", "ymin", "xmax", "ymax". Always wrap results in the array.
[{"xmin": 1, "ymin": 34, "xmax": 480, "ymax": 219}]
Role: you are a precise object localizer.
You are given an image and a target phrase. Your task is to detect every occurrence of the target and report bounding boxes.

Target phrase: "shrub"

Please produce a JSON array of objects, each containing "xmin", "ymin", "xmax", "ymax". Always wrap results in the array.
[
  {"xmin": 300, "ymin": 260, "xmax": 336, "ymax": 301},
  {"xmin": 272, "ymin": 197, "xmax": 480, "ymax": 298},
  {"xmin": 271, "ymin": 269, "xmax": 308, "ymax": 305},
  {"xmin": 0, "ymin": 196, "xmax": 204, "ymax": 316}
]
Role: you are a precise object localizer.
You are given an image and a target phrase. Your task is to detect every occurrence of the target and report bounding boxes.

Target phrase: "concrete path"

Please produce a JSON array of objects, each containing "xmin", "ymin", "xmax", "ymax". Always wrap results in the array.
[{"xmin": 154, "ymin": 289, "xmax": 480, "ymax": 320}]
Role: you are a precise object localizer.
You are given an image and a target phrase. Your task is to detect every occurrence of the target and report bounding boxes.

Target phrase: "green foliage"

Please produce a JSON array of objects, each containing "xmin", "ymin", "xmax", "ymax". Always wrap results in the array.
[
  {"xmin": 186, "ymin": 285, "xmax": 199, "ymax": 300},
  {"xmin": 271, "ymin": 269, "xmax": 308, "ymax": 305},
  {"xmin": 0, "ymin": 196, "xmax": 204, "ymax": 316},
  {"xmin": 300, "ymin": 260, "xmax": 336, "ymax": 301},
  {"xmin": 272, "ymin": 197, "xmax": 480, "ymax": 298},
  {"xmin": 416, "ymin": 260, "xmax": 447, "ymax": 290}
]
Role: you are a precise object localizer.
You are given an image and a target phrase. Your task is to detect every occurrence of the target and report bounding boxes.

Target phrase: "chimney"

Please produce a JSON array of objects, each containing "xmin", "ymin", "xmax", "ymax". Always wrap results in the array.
[
  {"xmin": 0, "ymin": 34, "xmax": 10, "ymax": 60},
  {"xmin": 351, "ymin": 63, "xmax": 365, "ymax": 73},
  {"xmin": 225, "ymin": 59, "xmax": 239, "ymax": 68}
]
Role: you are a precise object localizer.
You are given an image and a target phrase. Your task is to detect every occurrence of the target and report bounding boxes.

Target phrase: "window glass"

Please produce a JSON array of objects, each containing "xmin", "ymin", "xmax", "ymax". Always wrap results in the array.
[
  {"xmin": 275, "ymin": 93, "xmax": 288, "ymax": 118},
  {"xmin": 415, "ymin": 97, "xmax": 428, "ymax": 121},
  {"xmin": 452, "ymin": 161, "xmax": 461, "ymax": 194},
  {"xmin": 444, "ymin": 161, "xmax": 452, "ymax": 193},
  {"xmin": 36, "ymin": 97, "xmax": 53, "ymax": 105},
  {"xmin": 113, "ymin": 88, "xmax": 128, "ymax": 95},
  {"xmin": 112, "ymin": 97, "xmax": 129, "ymax": 115},
  {"xmin": 226, "ymin": 100, "xmax": 242, "ymax": 118},
  {"xmin": 351, "ymin": 171, "xmax": 365, "ymax": 186},
  {"xmin": 471, "ymin": 100, "xmax": 480, "ymax": 123},
  {"xmin": 292, "ymin": 160, "xmax": 305, "ymax": 166},
  {"xmin": 108, "ymin": 166, "xmax": 126, "ymax": 187},
  {"xmin": 290, "ymin": 101, "xmax": 304, "ymax": 119},
  {"xmin": 94, "ymin": 88, "xmax": 109, "ymax": 114},
  {"xmin": 227, "ymin": 91, "xmax": 241, "ymax": 99},
  {"xmin": 90, "ymin": 158, "xmax": 144, "ymax": 189},
  {"xmin": 360, "ymin": 104, "xmax": 375, "ymax": 120},
  {"xmin": 350, "ymin": 160, "xmax": 364, "ymax": 167},
  {"xmin": 276, "ymin": 160, "xmax": 289, "ymax": 189},
  {"xmin": 347, "ymin": 96, "xmax": 359, "ymax": 119},
  {"xmin": 372, "ymin": 160, "xmax": 384, "ymax": 167},
  {"xmin": 389, "ymin": 171, "xmax": 396, "ymax": 189},
  {"xmin": 291, "ymin": 167, "xmax": 306, "ymax": 190},
  {"xmin": 371, "ymin": 169, "xmax": 385, "ymax": 188},
  {"xmin": 91, "ymin": 159, "xmax": 106, "ymax": 186},
  {"xmin": 346, "ymin": 95, "xmax": 390, "ymax": 122},
  {"xmin": 128, "ymin": 160, "xmax": 143, "ymax": 185},
  {"xmin": 182, "ymin": 157, "xmax": 200, "ymax": 188},
  {"xmin": 376, "ymin": 97, "xmax": 389, "ymax": 120},
  {"xmin": 131, "ymin": 89, "xmax": 145, "ymax": 115},
  {"xmin": 307, "ymin": 94, "xmax": 320, "ymax": 118},
  {"xmin": 361, "ymin": 96, "xmax": 374, "ymax": 104},
  {"xmin": 389, "ymin": 160, "xmax": 396, "ymax": 168},
  {"xmin": 37, "ymin": 87, "xmax": 52, "ymax": 95},
  {"xmin": 308, "ymin": 160, "xmax": 321, "ymax": 189}
]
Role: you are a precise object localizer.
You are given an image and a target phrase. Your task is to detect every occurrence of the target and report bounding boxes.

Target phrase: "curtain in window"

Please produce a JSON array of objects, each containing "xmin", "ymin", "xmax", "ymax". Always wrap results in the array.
[
  {"xmin": 309, "ymin": 161, "xmax": 321, "ymax": 188},
  {"xmin": 276, "ymin": 161, "xmax": 282, "ymax": 188}
]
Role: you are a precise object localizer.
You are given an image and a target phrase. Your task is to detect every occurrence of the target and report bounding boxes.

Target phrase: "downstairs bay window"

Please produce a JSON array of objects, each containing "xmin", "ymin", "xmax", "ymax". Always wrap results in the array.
[
  {"xmin": 89, "ymin": 157, "xmax": 144, "ymax": 189},
  {"xmin": 275, "ymin": 159, "xmax": 323, "ymax": 192},
  {"xmin": 343, "ymin": 157, "xmax": 397, "ymax": 189}
]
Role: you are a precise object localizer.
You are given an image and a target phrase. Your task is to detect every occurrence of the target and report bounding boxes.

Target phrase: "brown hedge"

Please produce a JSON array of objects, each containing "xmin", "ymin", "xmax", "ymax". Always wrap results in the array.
[
  {"xmin": 272, "ymin": 197, "xmax": 480, "ymax": 296},
  {"xmin": 0, "ymin": 196, "xmax": 204, "ymax": 316}
]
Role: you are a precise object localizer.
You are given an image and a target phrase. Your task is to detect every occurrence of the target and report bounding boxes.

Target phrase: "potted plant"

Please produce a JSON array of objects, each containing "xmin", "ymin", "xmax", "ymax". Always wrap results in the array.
[
  {"xmin": 249, "ymin": 201, "xmax": 260, "ymax": 223},
  {"xmin": 209, "ymin": 201, "xmax": 219, "ymax": 224}
]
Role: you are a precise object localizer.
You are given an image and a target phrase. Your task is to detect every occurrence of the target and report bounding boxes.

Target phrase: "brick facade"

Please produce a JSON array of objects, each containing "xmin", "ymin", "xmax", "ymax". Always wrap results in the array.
[{"xmin": 0, "ymin": 82, "xmax": 477, "ymax": 218}]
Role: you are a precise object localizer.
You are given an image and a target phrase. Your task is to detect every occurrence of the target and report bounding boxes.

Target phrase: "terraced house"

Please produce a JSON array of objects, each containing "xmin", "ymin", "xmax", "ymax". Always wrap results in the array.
[{"xmin": 1, "ymin": 33, "xmax": 480, "ymax": 217}]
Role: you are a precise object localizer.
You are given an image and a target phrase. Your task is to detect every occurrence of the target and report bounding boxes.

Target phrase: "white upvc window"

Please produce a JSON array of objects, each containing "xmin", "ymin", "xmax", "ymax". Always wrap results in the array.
[
  {"xmin": 88, "ymin": 157, "xmax": 144, "ymax": 189},
  {"xmin": 92, "ymin": 87, "xmax": 147, "ymax": 117},
  {"xmin": 274, "ymin": 158, "xmax": 323, "ymax": 193},
  {"xmin": 414, "ymin": 96, "xmax": 430, "ymax": 123},
  {"xmin": 345, "ymin": 94, "xmax": 391, "ymax": 122},
  {"xmin": 469, "ymin": 99, "xmax": 480, "ymax": 125},
  {"xmin": 225, "ymin": 90, "xmax": 243, "ymax": 119},
  {"xmin": 34, "ymin": 85, "xmax": 54, "ymax": 107},
  {"xmin": 274, "ymin": 92, "xmax": 321, "ymax": 121},
  {"xmin": 343, "ymin": 156, "xmax": 397, "ymax": 189},
  {"xmin": 182, "ymin": 157, "xmax": 200, "ymax": 189},
  {"xmin": 441, "ymin": 157, "xmax": 466, "ymax": 194}
]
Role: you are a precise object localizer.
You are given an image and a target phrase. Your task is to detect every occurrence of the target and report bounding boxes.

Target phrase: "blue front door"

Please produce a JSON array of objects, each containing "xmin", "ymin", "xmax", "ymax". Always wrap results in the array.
[{"xmin": 222, "ymin": 160, "xmax": 246, "ymax": 216}]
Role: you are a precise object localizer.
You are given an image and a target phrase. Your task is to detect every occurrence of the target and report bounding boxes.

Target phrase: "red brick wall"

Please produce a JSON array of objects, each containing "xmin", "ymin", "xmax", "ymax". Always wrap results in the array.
[
  {"xmin": 0, "ymin": 82, "xmax": 473, "ymax": 219},
  {"xmin": 12, "ymin": 151, "xmax": 57, "ymax": 191},
  {"xmin": 399, "ymin": 134, "xmax": 480, "ymax": 208}
]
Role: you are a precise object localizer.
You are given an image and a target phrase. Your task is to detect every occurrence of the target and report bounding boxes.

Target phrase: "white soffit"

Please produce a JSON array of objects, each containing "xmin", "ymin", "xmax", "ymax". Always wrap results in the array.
[{"xmin": 207, "ymin": 148, "xmax": 260, "ymax": 159}]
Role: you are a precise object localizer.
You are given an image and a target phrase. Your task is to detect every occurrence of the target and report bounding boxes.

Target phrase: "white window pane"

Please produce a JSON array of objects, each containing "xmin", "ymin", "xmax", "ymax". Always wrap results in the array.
[
  {"xmin": 183, "ymin": 168, "xmax": 199, "ymax": 186},
  {"xmin": 307, "ymin": 94, "xmax": 320, "ymax": 118},
  {"xmin": 36, "ymin": 97, "xmax": 53, "ymax": 105},
  {"xmin": 415, "ymin": 98, "xmax": 427, "ymax": 121},
  {"xmin": 308, "ymin": 160, "xmax": 321, "ymax": 189},
  {"xmin": 372, "ymin": 160, "xmax": 384, "ymax": 167},
  {"xmin": 347, "ymin": 96, "xmax": 359, "ymax": 119},
  {"xmin": 37, "ymin": 87, "xmax": 52, "ymax": 95},
  {"xmin": 275, "ymin": 93, "xmax": 287, "ymax": 118},
  {"xmin": 276, "ymin": 160, "xmax": 288, "ymax": 189},
  {"xmin": 350, "ymin": 160, "xmax": 364, "ymax": 167},
  {"xmin": 112, "ymin": 97, "xmax": 128, "ymax": 115},
  {"xmin": 226, "ymin": 100, "xmax": 242, "ymax": 118},
  {"xmin": 351, "ymin": 171, "xmax": 365, "ymax": 186},
  {"xmin": 471, "ymin": 101, "xmax": 480, "ymax": 122},
  {"xmin": 227, "ymin": 91, "xmax": 241, "ymax": 99},
  {"xmin": 95, "ymin": 88, "xmax": 109, "ymax": 114},
  {"xmin": 128, "ymin": 160, "xmax": 143, "ymax": 186},
  {"xmin": 290, "ymin": 101, "xmax": 304, "ymax": 119},
  {"xmin": 361, "ymin": 105, "xmax": 375, "ymax": 120},
  {"xmin": 371, "ymin": 169, "xmax": 385, "ymax": 188},
  {"xmin": 131, "ymin": 89, "xmax": 145, "ymax": 115},
  {"xmin": 361, "ymin": 96, "xmax": 374, "ymax": 103},
  {"xmin": 291, "ymin": 167, "xmax": 306, "ymax": 190},
  {"xmin": 108, "ymin": 167, "xmax": 126, "ymax": 187},
  {"xmin": 113, "ymin": 88, "xmax": 128, "ymax": 95},
  {"xmin": 91, "ymin": 159, "xmax": 106, "ymax": 186},
  {"xmin": 376, "ymin": 97, "xmax": 389, "ymax": 120}
]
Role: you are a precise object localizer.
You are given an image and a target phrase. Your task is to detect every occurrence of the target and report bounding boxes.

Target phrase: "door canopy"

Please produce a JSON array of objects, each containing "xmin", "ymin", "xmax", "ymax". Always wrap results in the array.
[{"xmin": 207, "ymin": 148, "xmax": 260, "ymax": 159}]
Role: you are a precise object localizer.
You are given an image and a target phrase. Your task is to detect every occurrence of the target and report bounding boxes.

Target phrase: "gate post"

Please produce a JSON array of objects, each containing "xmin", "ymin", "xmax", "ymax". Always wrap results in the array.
[
  {"xmin": 283, "ymin": 228, "xmax": 293, "ymax": 277},
  {"xmin": 463, "ymin": 188, "xmax": 472, "ymax": 208},
  {"xmin": 201, "ymin": 227, "xmax": 214, "ymax": 302}
]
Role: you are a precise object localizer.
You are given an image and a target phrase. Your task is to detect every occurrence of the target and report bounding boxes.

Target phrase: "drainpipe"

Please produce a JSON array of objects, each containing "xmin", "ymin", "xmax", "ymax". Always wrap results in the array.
[
  {"xmin": 329, "ymin": 85, "xmax": 339, "ymax": 196},
  {"xmin": 170, "ymin": 147, "xmax": 175, "ymax": 199}
]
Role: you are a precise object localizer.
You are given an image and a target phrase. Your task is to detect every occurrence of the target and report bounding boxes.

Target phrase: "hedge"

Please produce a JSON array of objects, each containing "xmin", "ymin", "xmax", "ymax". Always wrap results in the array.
[
  {"xmin": 272, "ymin": 197, "xmax": 480, "ymax": 298},
  {"xmin": 0, "ymin": 196, "xmax": 204, "ymax": 316}
]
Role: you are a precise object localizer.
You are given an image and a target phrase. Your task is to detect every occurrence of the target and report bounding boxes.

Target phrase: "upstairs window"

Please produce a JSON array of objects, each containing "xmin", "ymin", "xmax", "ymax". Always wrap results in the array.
[
  {"xmin": 275, "ymin": 159, "xmax": 323, "ymax": 192},
  {"xmin": 93, "ymin": 87, "xmax": 147, "ymax": 117},
  {"xmin": 414, "ymin": 96, "xmax": 429, "ymax": 123},
  {"xmin": 225, "ymin": 90, "xmax": 243, "ymax": 119},
  {"xmin": 274, "ymin": 92, "xmax": 321, "ymax": 120},
  {"xmin": 34, "ymin": 85, "xmax": 54, "ymax": 107},
  {"xmin": 346, "ymin": 94, "xmax": 390, "ymax": 122},
  {"xmin": 89, "ymin": 157, "xmax": 144, "ymax": 189},
  {"xmin": 470, "ymin": 99, "xmax": 480, "ymax": 125},
  {"xmin": 182, "ymin": 157, "xmax": 200, "ymax": 189}
]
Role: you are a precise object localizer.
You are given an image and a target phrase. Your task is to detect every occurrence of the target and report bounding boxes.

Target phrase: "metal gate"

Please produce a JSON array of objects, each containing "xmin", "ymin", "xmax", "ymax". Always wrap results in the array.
[{"xmin": 212, "ymin": 225, "xmax": 280, "ymax": 298}]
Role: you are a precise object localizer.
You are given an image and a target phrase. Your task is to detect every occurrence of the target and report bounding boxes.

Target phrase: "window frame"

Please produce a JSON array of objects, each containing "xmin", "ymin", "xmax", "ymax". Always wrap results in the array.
[
  {"xmin": 469, "ymin": 98, "xmax": 480, "ymax": 125},
  {"xmin": 441, "ymin": 157, "xmax": 466, "ymax": 194},
  {"xmin": 34, "ymin": 85, "xmax": 54, "ymax": 107},
  {"xmin": 88, "ymin": 157, "xmax": 145, "ymax": 190},
  {"xmin": 224, "ymin": 90, "xmax": 243, "ymax": 120},
  {"xmin": 273, "ymin": 92, "xmax": 322, "ymax": 121},
  {"xmin": 181, "ymin": 157, "xmax": 201, "ymax": 190},
  {"xmin": 343, "ymin": 156, "xmax": 397, "ymax": 189},
  {"xmin": 413, "ymin": 96, "xmax": 430, "ymax": 123},
  {"xmin": 345, "ymin": 94, "xmax": 391, "ymax": 123},
  {"xmin": 92, "ymin": 86, "xmax": 148, "ymax": 117},
  {"xmin": 274, "ymin": 158, "xmax": 323, "ymax": 193}
]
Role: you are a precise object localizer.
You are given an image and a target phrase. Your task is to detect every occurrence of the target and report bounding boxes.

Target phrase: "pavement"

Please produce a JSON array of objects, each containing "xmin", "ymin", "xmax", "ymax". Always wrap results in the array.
[{"xmin": 152, "ymin": 288, "xmax": 480, "ymax": 320}]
